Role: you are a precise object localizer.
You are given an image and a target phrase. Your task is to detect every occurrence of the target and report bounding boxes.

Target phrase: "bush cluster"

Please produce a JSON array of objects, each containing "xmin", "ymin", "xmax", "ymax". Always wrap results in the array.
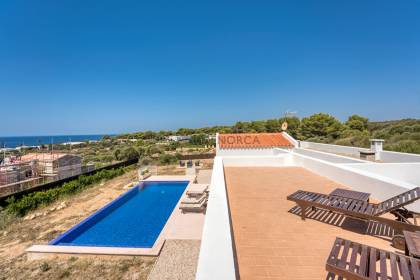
[{"xmin": 6, "ymin": 167, "xmax": 127, "ymax": 217}]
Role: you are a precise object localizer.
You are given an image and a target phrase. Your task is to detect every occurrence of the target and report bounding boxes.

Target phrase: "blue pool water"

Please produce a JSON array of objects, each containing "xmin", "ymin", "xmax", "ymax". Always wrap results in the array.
[{"xmin": 50, "ymin": 181, "xmax": 188, "ymax": 248}]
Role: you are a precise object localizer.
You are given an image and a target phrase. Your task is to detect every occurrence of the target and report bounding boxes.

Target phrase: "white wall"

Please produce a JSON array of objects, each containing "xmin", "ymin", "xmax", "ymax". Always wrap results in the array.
[
  {"xmin": 299, "ymin": 141, "xmax": 369, "ymax": 156},
  {"xmin": 196, "ymin": 157, "xmax": 236, "ymax": 280},
  {"xmin": 343, "ymin": 163, "xmax": 420, "ymax": 186},
  {"xmin": 299, "ymin": 141, "xmax": 420, "ymax": 163},
  {"xmin": 223, "ymin": 154, "xmax": 294, "ymax": 167},
  {"xmin": 217, "ymin": 148, "xmax": 291, "ymax": 157},
  {"xmin": 380, "ymin": 150, "xmax": 420, "ymax": 163},
  {"xmin": 294, "ymin": 148, "xmax": 367, "ymax": 164},
  {"xmin": 292, "ymin": 152, "xmax": 420, "ymax": 211}
]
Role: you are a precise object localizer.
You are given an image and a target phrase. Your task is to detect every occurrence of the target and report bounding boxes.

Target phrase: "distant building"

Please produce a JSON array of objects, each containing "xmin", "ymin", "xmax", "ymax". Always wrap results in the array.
[
  {"xmin": 0, "ymin": 161, "xmax": 37, "ymax": 186},
  {"xmin": 20, "ymin": 153, "xmax": 82, "ymax": 180},
  {"xmin": 167, "ymin": 135, "xmax": 191, "ymax": 142}
]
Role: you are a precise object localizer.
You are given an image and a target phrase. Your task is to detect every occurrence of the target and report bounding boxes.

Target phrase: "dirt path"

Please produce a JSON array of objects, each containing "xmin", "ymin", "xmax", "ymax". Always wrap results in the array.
[{"xmin": 0, "ymin": 170, "xmax": 156, "ymax": 280}]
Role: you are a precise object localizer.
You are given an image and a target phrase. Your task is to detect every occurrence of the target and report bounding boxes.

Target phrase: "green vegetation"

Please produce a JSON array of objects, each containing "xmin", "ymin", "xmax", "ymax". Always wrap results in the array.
[
  {"xmin": 107, "ymin": 114, "xmax": 419, "ymax": 155},
  {"xmin": 159, "ymin": 154, "xmax": 178, "ymax": 165},
  {"xmin": 190, "ymin": 133, "xmax": 211, "ymax": 146},
  {"xmin": 5, "ymin": 166, "xmax": 131, "ymax": 217},
  {"xmin": 14, "ymin": 114, "xmax": 419, "ymax": 169}
]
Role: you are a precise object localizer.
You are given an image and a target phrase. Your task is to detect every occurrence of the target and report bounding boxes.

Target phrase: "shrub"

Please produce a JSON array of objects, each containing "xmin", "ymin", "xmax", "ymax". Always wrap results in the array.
[
  {"xmin": 385, "ymin": 140, "xmax": 420, "ymax": 154},
  {"xmin": 39, "ymin": 262, "xmax": 50, "ymax": 272},
  {"xmin": 159, "ymin": 154, "xmax": 177, "ymax": 165}
]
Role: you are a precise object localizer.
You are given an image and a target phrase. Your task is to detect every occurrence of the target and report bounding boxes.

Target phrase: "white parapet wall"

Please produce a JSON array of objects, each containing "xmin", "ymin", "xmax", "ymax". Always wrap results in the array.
[
  {"xmin": 299, "ymin": 140, "xmax": 420, "ymax": 163},
  {"xmin": 341, "ymin": 162, "xmax": 420, "ymax": 186},
  {"xmin": 299, "ymin": 141, "xmax": 369, "ymax": 157},
  {"xmin": 223, "ymin": 153, "xmax": 294, "ymax": 167},
  {"xmin": 216, "ymin": 147, "xmax": 290, "ymax": 157},
  {"xmin": 292, "ymin": 152, "xmax": 420, "ymax": 211},
  {"xmin": 293, "ymin": 148, "xmax": 367, "ymax": 164},
  {"xmin": 379, "ymin": 150, "xmax": 420, "ymax": 163},
  {"xmin": 195, "ymin": 157, "xmax": 236, "ymax": 280}
]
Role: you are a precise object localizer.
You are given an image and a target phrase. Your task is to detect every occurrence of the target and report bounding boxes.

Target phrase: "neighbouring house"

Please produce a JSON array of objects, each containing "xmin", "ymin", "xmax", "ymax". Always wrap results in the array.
[
  {"xmin": 167, "ymin": 135, "xmax": 191, "ymax": 142},
  {"xmin": 20, "ymin": 153, "xmax": 83, "ymax": 180},
  {"xmin": 0, "ymin": 161, "xmax": 37, "ymax": 186}
]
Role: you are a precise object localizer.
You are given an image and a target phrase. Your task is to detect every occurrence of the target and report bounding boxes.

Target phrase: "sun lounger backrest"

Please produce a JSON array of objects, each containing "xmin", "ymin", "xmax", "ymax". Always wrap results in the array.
[
  {"xmin": 374, "ymin": 187, "xmax": 420, "ymax": 216},
  {"xmin": 326, "ymin": 237, "xmax": 420, "ymax": 280}
]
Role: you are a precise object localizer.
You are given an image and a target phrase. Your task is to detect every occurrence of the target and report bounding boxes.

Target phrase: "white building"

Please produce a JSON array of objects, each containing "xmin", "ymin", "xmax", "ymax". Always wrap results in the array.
[{"xmin": 167, "ymin": 135, "xmax": 191, "ymax": 142}]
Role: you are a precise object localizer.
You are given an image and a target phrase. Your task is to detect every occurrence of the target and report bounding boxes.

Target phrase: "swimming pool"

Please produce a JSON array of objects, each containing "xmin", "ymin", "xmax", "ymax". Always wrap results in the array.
[{"xmin": 50, "ymin": 181, "xmax": 188, "ymax": 248}]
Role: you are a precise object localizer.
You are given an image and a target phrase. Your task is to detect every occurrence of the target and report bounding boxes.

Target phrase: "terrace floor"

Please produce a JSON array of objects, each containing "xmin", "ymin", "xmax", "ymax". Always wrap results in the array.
[{"xmin": 224, "ymin": 166, "xmax": 401, "ymax": 280}]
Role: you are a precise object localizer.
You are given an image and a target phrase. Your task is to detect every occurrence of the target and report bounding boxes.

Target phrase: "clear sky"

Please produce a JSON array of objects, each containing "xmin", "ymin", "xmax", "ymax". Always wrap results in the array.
[{"xmin": 1, "ymin": 0, "xmax": 419, "ymax": 136}]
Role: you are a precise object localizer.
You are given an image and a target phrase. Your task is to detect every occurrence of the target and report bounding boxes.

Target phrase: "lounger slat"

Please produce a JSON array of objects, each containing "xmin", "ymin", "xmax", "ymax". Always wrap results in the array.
[
  {"xmin": 347, "ymin": 200, "xmax": 358, "ymax": 211},
  {"xmin": 389, "ymin": 253, "xmax": 399, "ymax": 280},
  {"xmin": 338, "ymin": 240, "xmax": 351, "ymax": 268},
  {"xmin": 359, "ymin": 245, "xmax": 368, "ymax": 276},
  {"xmin": 337, "ymin": 198, "xmax": 349, "ymax": 210},
  {"xmin": 379, "ymin": 251, "xmax": 387, "ymax": 280},
  {"xmin": 331, "ymin": 198, "xmax": 342, "ymax": 208},
  {"xmin": 361, "ymin": 203, "xmax": 373, "ymax": 215},
  {"xmin": 357, "ymin": 202, "xmax": 365, "ymax": 213},
  {"xmin": 399, "ymin": 256, "xmax": 411, "ymax": 280},
  {"xmin": 369, "ymin": 247, "xmax": 377, "ymax": 280},
  {"xmin": 411, "ymin": 259, "xmax": 420, "ymax": 280},
  {"xmin": 348, "ymin": 243, "xmax": 359, "ymax": 273},
  {"xmin": 327, "ymin": 238, "xmax": 342, "ymax": 266}
]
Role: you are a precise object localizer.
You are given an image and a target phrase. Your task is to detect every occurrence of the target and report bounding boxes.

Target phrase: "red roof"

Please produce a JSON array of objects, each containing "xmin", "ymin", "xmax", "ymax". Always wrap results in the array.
[{"xmin": 218, "ymin": 133, "xmax": 294, "ymax": 149}]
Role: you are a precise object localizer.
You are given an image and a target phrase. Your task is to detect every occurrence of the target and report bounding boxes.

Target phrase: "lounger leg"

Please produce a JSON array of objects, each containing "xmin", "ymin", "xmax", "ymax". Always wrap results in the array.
[{"xmin": 299, "ymin": 204, "xmax": 307, "ymax": 220}]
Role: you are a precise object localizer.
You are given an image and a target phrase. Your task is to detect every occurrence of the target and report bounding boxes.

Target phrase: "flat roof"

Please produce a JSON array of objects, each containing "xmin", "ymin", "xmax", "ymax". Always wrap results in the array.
[{"xmin": 224, "ymin": 166, "xmax": 398, "ymax": 279}]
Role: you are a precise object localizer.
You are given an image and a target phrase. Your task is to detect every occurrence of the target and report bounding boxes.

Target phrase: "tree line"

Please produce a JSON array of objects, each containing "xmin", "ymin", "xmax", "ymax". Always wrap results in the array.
[{"xmin": 110, "ymin": 113, "xmax": 420, "ymax": 154}]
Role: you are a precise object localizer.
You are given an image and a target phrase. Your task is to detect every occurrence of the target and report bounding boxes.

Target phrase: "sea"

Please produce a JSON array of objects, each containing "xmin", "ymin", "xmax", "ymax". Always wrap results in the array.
[{"xmin": 0, "ymin": 135, "xmax": 105, "ymax": 148}]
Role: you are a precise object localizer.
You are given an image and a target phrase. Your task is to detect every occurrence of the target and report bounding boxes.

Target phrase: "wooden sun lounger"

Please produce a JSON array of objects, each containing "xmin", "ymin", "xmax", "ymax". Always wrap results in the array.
[
  {"xmin": 326, "ymin": 237, "xmax": 420, "ymax": 280},
  {"xmin": 287, "ymin": 187, "xmax": 420, "ymax": 247},
  {"xmin": 329, "ymin": 188, "xmax": 371, "ymax": 202}
]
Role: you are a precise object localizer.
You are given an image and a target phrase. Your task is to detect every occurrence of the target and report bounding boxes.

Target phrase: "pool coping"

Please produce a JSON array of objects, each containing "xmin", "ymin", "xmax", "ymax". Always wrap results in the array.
[{"xmin": 26, "ymin": 175, "xmax": 197, "ymax": 257}]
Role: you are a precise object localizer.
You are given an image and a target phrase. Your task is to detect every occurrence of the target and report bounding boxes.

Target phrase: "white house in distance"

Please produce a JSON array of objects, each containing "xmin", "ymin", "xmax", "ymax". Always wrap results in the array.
[{"xmin": 167, "ymin": 135, "xmax": 191, "ymax": 142}]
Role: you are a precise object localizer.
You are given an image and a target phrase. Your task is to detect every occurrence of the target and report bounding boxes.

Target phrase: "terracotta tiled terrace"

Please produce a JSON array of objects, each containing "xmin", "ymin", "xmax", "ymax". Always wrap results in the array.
[{"xmin": 224, "ymin": 167, "xmax": 400, "ymax": 280}]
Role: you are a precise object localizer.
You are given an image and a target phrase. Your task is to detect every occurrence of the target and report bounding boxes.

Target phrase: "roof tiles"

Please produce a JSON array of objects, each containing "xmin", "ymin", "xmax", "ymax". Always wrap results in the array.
[{"xmin": 218, "ymin": 133, "xmax": 293, "ymax": 149}]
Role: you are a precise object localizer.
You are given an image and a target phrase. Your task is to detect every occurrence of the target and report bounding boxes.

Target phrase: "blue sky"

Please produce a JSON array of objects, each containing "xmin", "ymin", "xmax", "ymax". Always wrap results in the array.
[{"xmin": 1, "ymin": 0, "xmax": 419, "ymax": 136}]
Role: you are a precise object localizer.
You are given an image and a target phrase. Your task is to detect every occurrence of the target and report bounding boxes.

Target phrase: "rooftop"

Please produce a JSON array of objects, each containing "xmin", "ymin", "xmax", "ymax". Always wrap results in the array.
[
  {"xmin": 196, "ymin": 134, "xmax": 420, "ymax": 280},
  {"xmin": 224, "ymin": 166, "xmax": 395, "ymax": 279}
]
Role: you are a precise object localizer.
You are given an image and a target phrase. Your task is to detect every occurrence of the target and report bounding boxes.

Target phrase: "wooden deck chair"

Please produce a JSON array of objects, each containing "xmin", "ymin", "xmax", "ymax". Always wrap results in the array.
[
  {"xmin": 287, "ymin": 187, "xmax": 420, "ymax": 248},
  {"xmin": 326, "ymin": 237, "xmax": 420, "ymax": 280}
]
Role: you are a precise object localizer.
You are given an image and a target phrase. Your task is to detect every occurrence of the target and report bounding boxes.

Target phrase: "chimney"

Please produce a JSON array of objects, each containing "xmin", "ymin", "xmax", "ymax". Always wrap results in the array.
[{"xmin": 370, "ymin": 139, "xmax": 384, "ymax": 161}]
